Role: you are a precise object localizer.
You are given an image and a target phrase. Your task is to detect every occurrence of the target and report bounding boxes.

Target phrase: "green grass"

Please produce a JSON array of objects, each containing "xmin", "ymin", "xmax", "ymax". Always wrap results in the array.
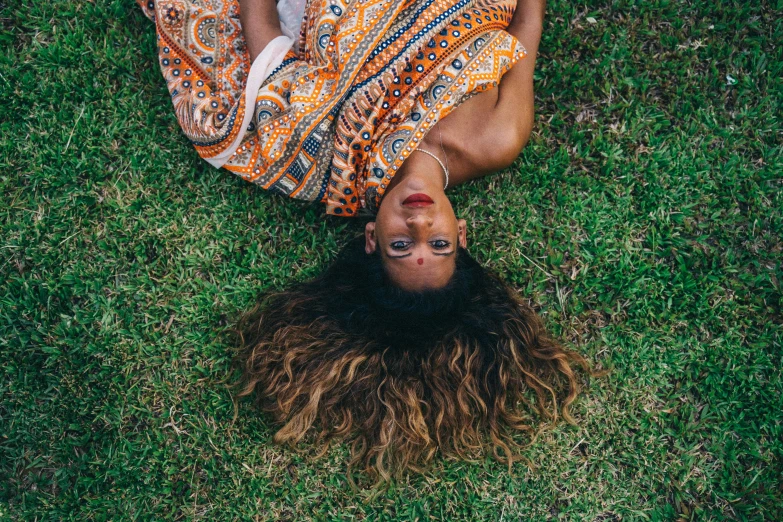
[{"xmin": 1, "ymin": 0, "xmax": 781, "ymax": 519}]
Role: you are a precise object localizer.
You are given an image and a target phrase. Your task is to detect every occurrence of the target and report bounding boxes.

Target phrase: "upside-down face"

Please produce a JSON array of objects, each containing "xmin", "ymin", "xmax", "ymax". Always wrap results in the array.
[{"xmin": 365, "ymin": 162, "xmax": 467, "ymax": 291}]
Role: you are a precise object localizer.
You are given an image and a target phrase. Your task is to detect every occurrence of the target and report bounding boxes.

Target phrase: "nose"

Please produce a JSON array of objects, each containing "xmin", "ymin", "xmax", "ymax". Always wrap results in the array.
[{"xmin": 406, "ymin": 213, "xmax": 433, "ymax": 228}]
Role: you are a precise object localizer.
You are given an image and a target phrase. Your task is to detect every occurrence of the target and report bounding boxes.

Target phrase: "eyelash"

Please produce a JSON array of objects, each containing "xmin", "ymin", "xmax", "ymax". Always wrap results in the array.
[{"xmin": 390, "ymin": 240, "xmax": 451, "ymax": 250}]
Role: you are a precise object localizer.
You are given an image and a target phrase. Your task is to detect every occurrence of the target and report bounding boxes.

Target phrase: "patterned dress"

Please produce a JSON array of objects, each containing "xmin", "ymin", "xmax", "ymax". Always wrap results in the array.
[{"xmin": 139, "ymin": 0, "xmax": 525, "ymax": 216}]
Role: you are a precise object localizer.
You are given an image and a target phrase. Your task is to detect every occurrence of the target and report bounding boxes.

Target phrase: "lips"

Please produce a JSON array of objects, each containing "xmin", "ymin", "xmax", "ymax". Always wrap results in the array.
[{"xmin": 402, "ymin": 193, "xmax": 434, "ymax": 207}]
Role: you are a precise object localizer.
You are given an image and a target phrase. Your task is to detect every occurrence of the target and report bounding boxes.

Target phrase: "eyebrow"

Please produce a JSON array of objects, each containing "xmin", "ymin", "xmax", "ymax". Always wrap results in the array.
[{"xmin": 386, "ymin": 251, "xmax": 455, "ymax": 259}]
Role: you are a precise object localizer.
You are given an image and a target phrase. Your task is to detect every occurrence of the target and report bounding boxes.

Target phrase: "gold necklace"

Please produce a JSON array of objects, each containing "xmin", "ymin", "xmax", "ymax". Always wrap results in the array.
[{"xmin": 413, "ymin": 126, "xmax": 450, "ymax": 189}]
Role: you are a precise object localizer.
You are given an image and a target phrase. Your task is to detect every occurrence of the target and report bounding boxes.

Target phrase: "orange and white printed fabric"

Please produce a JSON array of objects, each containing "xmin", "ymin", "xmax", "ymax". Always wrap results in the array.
[{"xmin": 139, "ymin": 0, "xmax": 525, "ymax": 216}]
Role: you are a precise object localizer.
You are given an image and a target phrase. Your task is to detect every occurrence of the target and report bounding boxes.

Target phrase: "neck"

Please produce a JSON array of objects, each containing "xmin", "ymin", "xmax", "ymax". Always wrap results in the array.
[{"xmin": 384, "ymin": 153, "xmax": 447, "ymax": 197}]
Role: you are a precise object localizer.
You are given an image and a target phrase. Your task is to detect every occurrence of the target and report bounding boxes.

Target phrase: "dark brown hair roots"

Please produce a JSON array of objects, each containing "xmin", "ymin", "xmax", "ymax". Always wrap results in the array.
[{"xmin": 234, "ymin": 236, "xmax": 594, "ymax": 485}]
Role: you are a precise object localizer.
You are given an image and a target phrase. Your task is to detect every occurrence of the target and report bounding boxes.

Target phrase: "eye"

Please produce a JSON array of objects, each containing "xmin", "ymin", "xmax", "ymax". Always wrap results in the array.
[
  {"xmin": 390, "ymin": 240, "xmax": 410, "ymax": 250},
  {"xmin": 430, "ymin": 240, "xmax": 451, "ymax": 249}
]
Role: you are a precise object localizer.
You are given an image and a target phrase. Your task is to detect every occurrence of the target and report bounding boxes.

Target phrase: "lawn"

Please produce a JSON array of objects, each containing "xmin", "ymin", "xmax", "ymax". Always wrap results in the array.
[{"xmin": 1, "ymin": 0, "xmax": 781, "ymax": 519}]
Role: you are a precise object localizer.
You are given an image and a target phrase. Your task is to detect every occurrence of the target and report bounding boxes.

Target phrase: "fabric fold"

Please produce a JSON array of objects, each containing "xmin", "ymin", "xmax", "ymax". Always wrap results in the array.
[
  {"xmin": 139, "ymin": 0, "xmax": 525, "ymax": 216},
  {"xmin": 205, "ymin": 35, "xmax": 293, "ymax": 168}
]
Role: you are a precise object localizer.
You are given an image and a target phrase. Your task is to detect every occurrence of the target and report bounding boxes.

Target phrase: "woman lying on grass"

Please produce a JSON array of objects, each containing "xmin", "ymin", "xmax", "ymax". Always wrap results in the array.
[{"xmin": 140, "ymin": 0, "xmax": 592, "ymax": 481}]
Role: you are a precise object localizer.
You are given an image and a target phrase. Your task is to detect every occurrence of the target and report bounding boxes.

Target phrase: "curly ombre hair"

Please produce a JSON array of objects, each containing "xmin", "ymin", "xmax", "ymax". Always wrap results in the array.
[{"xmin": 234, "ymin": 236, "xmax": 593, "ymax": 483}]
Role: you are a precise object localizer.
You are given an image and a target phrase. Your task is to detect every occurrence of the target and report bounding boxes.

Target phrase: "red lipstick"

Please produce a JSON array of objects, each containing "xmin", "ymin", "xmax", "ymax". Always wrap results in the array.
[{"xmin": 402, "ymin": 193, "xmax": 434, "ymax": 207}]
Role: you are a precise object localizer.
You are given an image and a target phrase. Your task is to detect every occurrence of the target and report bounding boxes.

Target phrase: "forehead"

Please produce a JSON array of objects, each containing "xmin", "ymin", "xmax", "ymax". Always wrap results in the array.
[{"xmin": 382, "ymin": 254, "xmax": 456, "ymax": 289}]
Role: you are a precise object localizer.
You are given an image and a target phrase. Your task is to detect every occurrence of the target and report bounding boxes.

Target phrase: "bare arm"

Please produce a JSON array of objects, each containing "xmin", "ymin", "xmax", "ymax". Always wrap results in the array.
[
  {"xmin": 240, "ymin": 0, "xmax": 284, "ymax": 61},
  {"xmin": 487, "ymin": 0, "xmax": 545, "ymax": 162},
  {"xmin": 445, "ymin": 0, "xmax": 545, "ymax": 187}
]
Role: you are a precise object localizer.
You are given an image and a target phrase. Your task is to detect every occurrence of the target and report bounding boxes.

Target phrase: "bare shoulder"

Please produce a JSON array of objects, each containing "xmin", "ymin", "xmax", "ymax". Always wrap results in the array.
[
  {"xmin": 433, "ymin": 72, "xmax": 536, "ymax": 186},
  {"xmin": 473, "ymin": 107, "xmax": 530, "ymax": 171},
  {"xmin": 444, "ymin": 88, "xmax": 531, "ymax": 175}
]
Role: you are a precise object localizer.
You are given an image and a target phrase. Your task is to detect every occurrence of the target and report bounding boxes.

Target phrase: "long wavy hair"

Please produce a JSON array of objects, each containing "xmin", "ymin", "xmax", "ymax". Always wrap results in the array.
[{"xmin": 234, "ymin": 236, "xmax": 593, "ymax": 484}]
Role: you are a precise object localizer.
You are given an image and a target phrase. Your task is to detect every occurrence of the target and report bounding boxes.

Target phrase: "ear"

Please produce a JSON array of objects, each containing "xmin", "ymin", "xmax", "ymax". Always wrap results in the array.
[
  {"xmin": 457, "ymin": 219, "xmax": 468, "ymax": 249},
  {"xmin": 364, "ymin": 221, "xmax": 377, "ymax": 254}
]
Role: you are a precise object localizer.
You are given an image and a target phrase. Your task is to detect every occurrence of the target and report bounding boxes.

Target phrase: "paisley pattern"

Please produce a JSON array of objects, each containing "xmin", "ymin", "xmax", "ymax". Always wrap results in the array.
[{"xmin": 139, "ymin": 0, "xmax": 525, "ymax": 216}]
